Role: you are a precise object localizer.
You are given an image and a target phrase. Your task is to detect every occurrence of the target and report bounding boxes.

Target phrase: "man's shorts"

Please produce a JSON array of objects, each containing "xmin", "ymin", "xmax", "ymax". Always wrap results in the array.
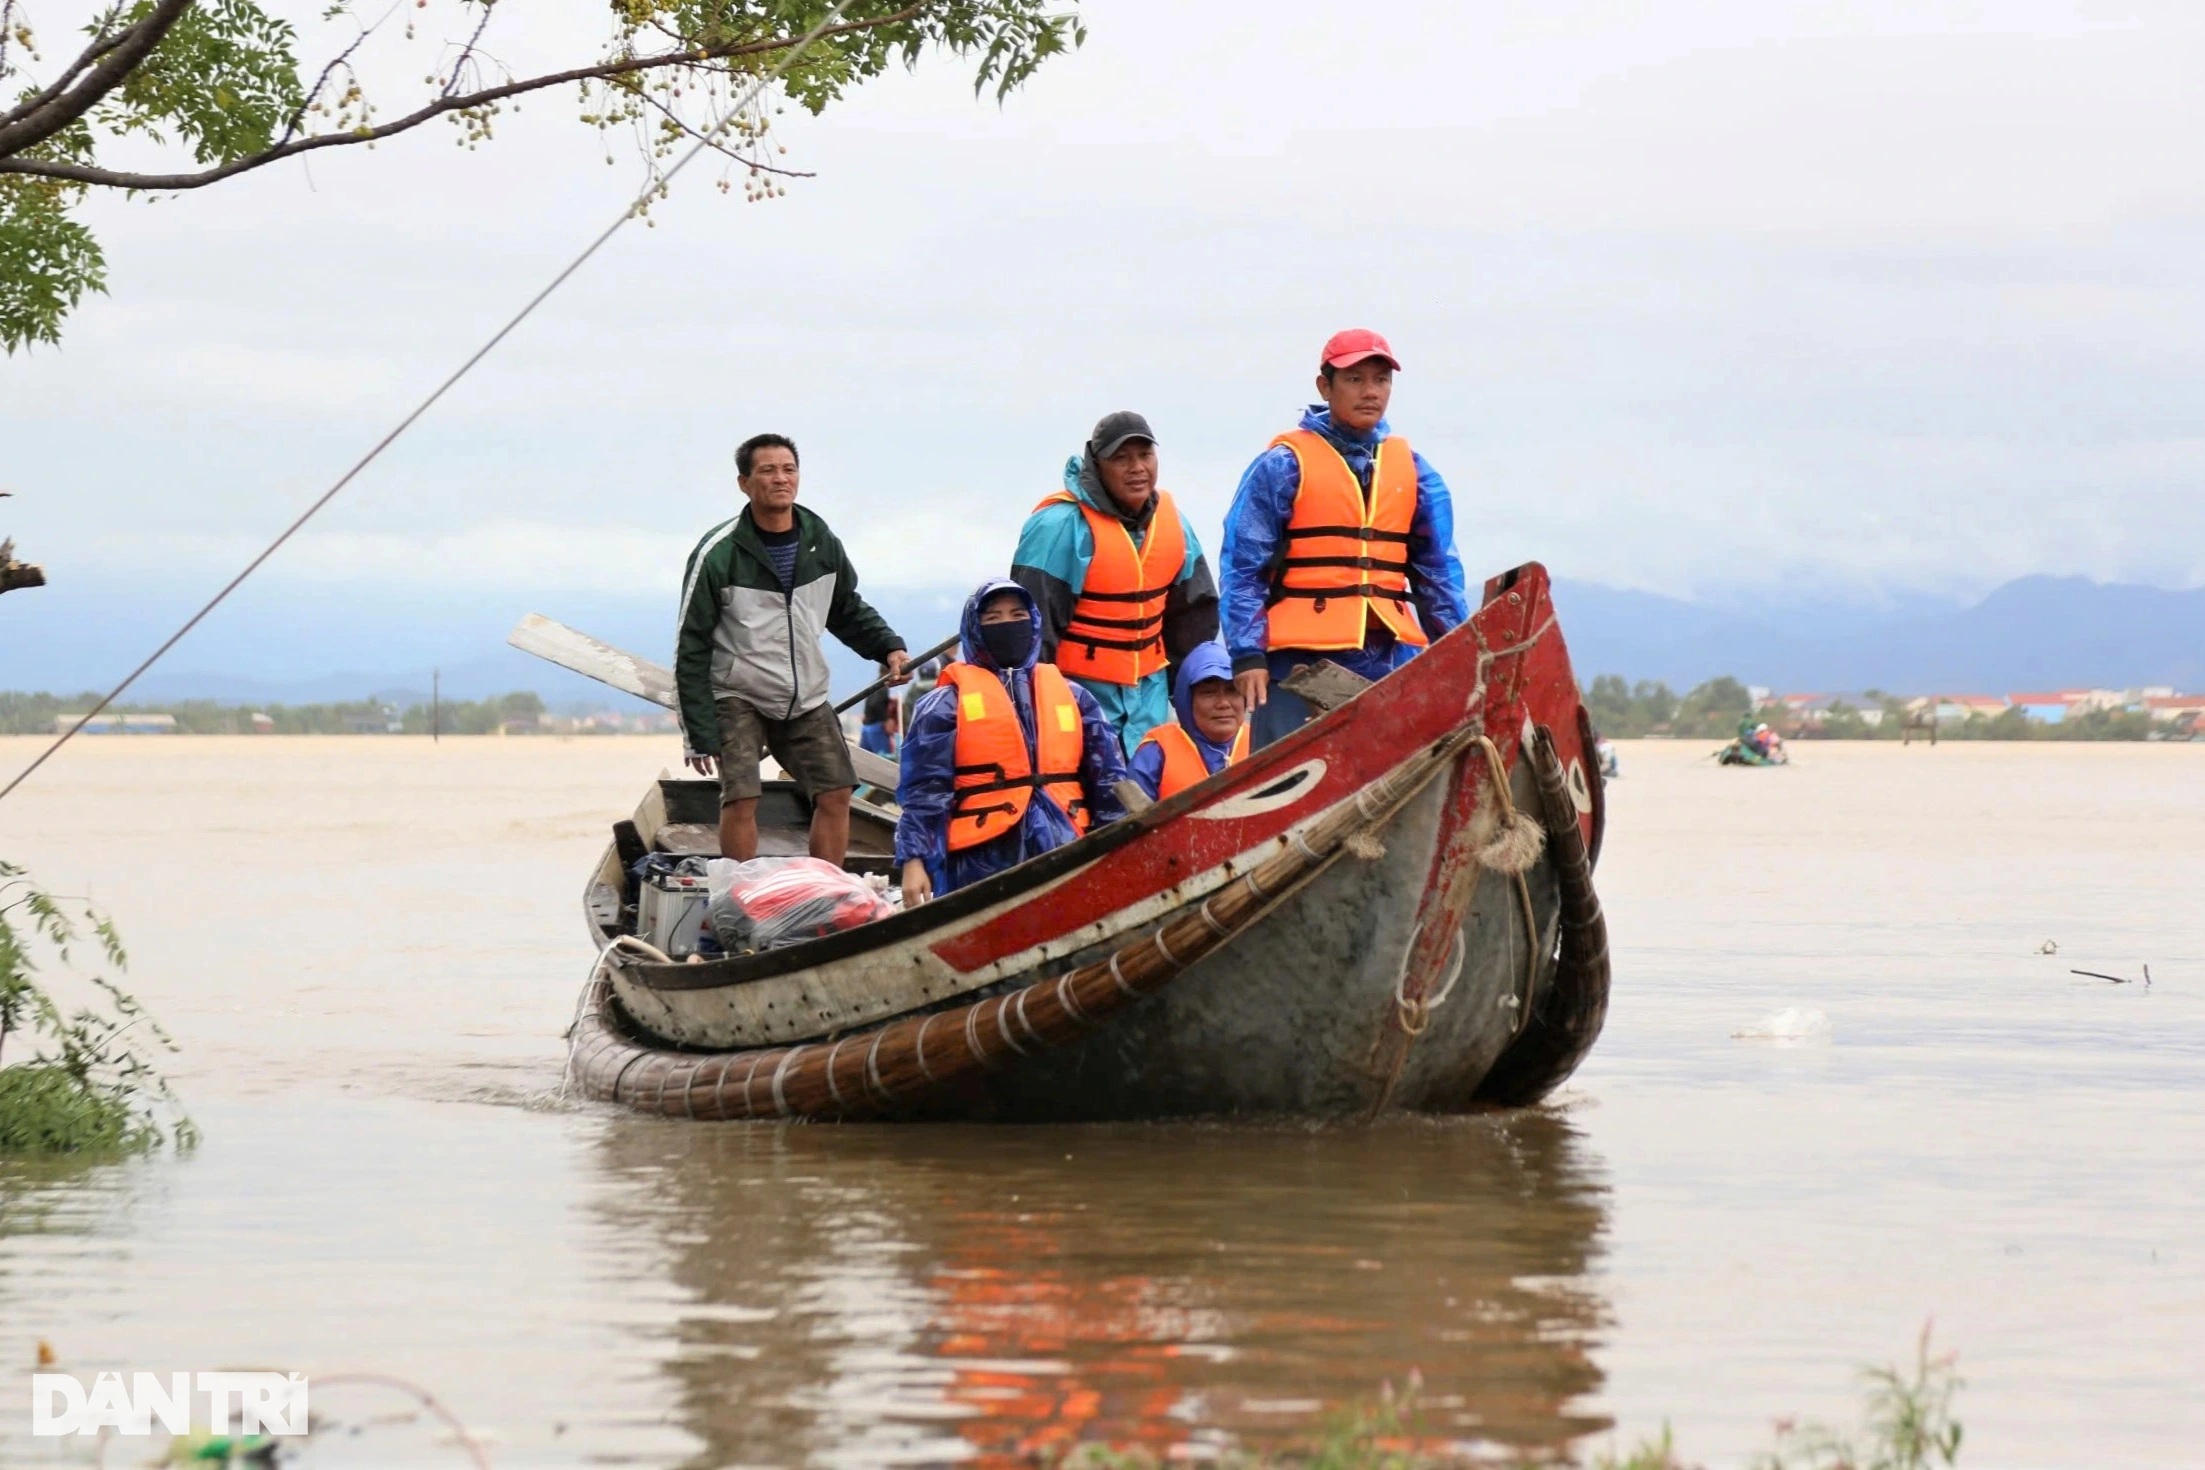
[{"xmin": 714, "ymin": 697, "xmax": 857, "ymax": 806}]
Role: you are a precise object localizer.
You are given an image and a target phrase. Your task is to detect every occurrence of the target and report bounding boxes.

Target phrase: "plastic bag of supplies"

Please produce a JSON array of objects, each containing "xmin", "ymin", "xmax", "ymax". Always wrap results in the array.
[{"xmin": 706, "ymin": 857, "xmax": 897, "ymax": 955}]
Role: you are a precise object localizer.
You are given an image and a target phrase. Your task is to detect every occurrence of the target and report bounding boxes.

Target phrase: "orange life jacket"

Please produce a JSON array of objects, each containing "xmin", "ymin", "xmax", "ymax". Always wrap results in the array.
[
  {"xmin": 1031, "ymin": 488, "xmax": 1189, "ymax": 685},
  {"xmin": 938, "ymin": 661, "xmax": 1090, "ymax": 852},
  {"xmin": 1263, "ymin": 429, "xmax": 1429, "ymax": 653},
  {"xmin": 1137, "ymin": 720, "xmax": 1249, "ymax": 801}
]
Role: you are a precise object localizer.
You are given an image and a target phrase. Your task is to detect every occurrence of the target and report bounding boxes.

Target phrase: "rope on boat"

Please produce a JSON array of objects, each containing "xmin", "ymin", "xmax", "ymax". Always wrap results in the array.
[
  {"xmin": 1391, "ymin": 735, "xmax": 1542, "ymax": 1040},
  {"xmin": 1472, "ymin": 734, "xmax": 1543, "ymax": 1042},
  {"xmin": 567, "ymin": 726, "xmax": 1481, "ymax": 1120},
  {"xmin": 560, "ymin": 934, "xmax": 672, "ymax": 1102},
  {"xmin": 1471, "ymin": 724, "xmax": 1613, "ymax": 1106},
  {"xmin": 1391, "ymin": 929, "xmax": 1466, "ymax": 1037}
]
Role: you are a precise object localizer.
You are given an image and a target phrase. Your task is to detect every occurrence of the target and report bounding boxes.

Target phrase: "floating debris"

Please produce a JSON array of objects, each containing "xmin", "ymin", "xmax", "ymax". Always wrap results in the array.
[
  {"xmin": 2071, "ymin": 966, "xmax": 2152, "ymax": 987},
  {"xmin": 1732, "ymin": 1008, "xmax": 1832, "ymax": 1043}
]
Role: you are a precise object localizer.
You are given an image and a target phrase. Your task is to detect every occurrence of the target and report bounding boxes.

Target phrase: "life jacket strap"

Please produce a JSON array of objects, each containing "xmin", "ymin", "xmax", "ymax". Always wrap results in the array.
[
  {"xmin": 1282, "ymin": 524, "xmax": 1412, "ymax": 544},
  {"xmin": 1060, "ymin": 628, "xmax": 1165, "ymax": 655},
  {"xmin": 1069, "ymin": 581, "xmax": 1179, "ymax": 604}
]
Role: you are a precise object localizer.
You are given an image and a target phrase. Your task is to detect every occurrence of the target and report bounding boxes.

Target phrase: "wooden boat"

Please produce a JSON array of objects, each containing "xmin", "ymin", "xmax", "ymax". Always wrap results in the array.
[{"xmin": 554, "ymin": 562, "xmax": 1609, "ymax": 1122}]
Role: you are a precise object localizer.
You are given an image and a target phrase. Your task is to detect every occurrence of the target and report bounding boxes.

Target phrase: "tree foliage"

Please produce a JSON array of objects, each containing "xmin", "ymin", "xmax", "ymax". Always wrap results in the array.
[
  {"xmin": 0, "ymin": 0, "xmax": 1085, "ymax": 348},
  {"xmin": 0, "ymin": 858, "xmax": 194, "ymax": 1154}
]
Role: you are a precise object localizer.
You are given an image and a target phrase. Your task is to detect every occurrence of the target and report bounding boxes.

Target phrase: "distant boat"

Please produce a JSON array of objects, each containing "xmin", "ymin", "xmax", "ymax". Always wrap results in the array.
[{"xmin": 548, "ymin": 563, "xmax": 1612, "ymax": 1123}]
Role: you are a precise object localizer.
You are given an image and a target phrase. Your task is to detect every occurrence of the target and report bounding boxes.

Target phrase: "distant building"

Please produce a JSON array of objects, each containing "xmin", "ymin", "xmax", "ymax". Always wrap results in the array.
[
  {"xmin": 2144, "ymin": 694, "xmax": 2205, "ymax": 724},
  {"xmin": 1773, "ymin": 692, "xmax": 1883, "ymax": 729},
  {"xmin": 248, "ymin": 712, "xmax": 275, "ymax": 733},
  {"xmin": 2006, "ymin": 692, "xmax": 2073, "ymax": 724},
  {"xmin": 344, "ymin": 712, "xmax": 402, "ymax": 734},
  {"xmin": 54, "ymin": 713, "xmax": 177, "ymax": 735},
  {"xmin": 1919, "ymin": 695, "xmax": 2008, "ymax": 723}
]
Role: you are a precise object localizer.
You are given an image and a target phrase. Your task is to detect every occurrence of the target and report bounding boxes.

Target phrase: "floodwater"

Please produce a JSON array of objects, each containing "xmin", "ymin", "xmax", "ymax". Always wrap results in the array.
[{"xmin": 1, "ymin": 736, "xmax": 2200, "ymax": 1467}]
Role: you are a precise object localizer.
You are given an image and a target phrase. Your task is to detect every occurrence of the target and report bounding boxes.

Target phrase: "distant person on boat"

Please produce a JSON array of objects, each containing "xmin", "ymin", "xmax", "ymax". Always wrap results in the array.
[
  {"xmin": 677, "ymin": 433, "xmax": 909, "ymax": 864},
  {"xmin": 895, "ymin": 580, "xmax": 1130, "ymax": 907},
  {"xmin": 1220, "ymin": 330, "xmax": 1470, "ymax": 749},
  {"xmin": 858, "ymin": 683, "xmax": 899, "ymax": 758},
  {"xmin": 1011, "ymin": 411, "xmax": 1220, "ymax": 758},
  {"xmin": 1129, "ymin": 642, "xmax": 1249, "ymax": 802}
]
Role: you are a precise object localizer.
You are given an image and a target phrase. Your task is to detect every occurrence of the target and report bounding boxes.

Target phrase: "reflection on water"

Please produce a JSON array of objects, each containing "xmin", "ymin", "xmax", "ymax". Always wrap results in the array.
[{"xmin": 589, "ymin": 1114, "xmax": 1610, "ymax": 1466}]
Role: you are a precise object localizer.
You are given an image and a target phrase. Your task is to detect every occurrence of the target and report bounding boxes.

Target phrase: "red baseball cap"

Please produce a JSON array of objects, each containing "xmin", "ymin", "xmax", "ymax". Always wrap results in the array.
[{"xmin": 1320, "ymin": 328, "xmax": 1400, "ymax": 371}]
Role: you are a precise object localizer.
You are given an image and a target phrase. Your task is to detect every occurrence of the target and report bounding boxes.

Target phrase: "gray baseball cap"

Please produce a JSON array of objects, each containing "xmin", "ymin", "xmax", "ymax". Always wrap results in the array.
[{"xmin": 1089, "ymin": 410, "xmax": 1158, "ymax": 460}]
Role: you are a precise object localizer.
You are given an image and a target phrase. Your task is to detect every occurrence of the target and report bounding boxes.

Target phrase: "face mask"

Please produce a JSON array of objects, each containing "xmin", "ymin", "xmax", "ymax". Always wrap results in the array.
[{"xmin": 979, "ymin": 618, "xmax": 1034, "ymax": 670}]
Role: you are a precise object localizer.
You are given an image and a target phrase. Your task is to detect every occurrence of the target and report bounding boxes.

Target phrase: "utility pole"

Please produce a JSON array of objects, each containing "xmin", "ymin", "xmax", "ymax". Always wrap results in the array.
[{"xmin": 432, "ymin": 669, "xmax": 440, "ymax": 743}]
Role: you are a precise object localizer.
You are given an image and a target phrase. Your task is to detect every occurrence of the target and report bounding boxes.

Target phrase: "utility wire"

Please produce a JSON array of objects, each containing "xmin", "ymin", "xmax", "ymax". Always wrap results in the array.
[{"xmin": 0, "ymin": 0, "xmax": 856, "ymax": 807}]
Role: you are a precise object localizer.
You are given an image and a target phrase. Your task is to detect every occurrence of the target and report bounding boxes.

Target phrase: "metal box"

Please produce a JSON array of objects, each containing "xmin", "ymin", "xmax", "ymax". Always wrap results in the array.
[{"xmin": 637, "ymin": 870, "xmax": 713, "ymax": 959}]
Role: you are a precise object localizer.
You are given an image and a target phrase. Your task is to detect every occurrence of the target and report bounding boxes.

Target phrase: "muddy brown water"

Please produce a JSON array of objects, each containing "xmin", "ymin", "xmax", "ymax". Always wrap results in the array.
[{"xmin": 1, "ymin": 737, "xmax": 2199, "ymax": 1466}]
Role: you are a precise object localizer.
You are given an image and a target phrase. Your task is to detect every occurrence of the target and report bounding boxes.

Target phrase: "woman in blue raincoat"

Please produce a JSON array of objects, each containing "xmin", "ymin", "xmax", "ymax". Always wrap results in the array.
[
  {"xmin": 895, "ymin": 579, "xmax": 1130, "ymax": 906},
  {"xmin": 1127, "ymin": 643, "xmax": 1247, "ymax": 801}
]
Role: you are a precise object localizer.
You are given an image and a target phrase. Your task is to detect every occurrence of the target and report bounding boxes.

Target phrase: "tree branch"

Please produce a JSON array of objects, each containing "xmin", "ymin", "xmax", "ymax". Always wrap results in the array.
[
  {"xmin": 631, "ymin": 86, "xmax": 817, "ymax": 180},
  {"xmin": 0, "ymin": 0, "xmax": 197, "ymax": 158},
  {"xmin": 0, "ymin": 538, "xmax": 46, "ymax": 596},
  {"xmin": 278, "ymin": 3, "xmax": 394, "ymax": 147},
  {"xmin": 441, "ymin": 1, "xmax": 499, "ymax": 100},
  {"xmin": 0, "ymin": 3, "xmax": 924, "ymax": 190},
  {"xmin": 0, "ymin": 7, "xmax": 137, "ymax": 132}
]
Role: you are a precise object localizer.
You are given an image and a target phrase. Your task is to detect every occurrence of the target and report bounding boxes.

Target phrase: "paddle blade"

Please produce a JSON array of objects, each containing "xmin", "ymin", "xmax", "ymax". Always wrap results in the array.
[{"xmin": 507, "ymin": 614, "xmax": 678, "ymax": 710}]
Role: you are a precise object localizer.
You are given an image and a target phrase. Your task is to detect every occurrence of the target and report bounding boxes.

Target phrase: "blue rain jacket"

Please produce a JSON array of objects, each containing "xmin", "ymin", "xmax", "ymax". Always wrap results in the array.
[
  {"xmin": 1218, "ymin": 406, "xmax": 1470, "ymax": 684},
  {"xmin": 1011, "ymin": 451, "xmax": 1221, "ymax": 760},
  {"xmin": 893, "ymin": 579, "xmax": 1131, "ymax": 897},
  {"xmin": 1128, "ymin": 643, "xmax": 1243, "ymax": 800}
]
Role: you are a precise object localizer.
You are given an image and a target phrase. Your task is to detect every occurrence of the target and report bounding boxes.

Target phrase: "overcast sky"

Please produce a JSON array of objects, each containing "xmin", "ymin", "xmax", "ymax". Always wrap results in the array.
[{"xmin": 6, "ymin": 0, "xmax": 2205, "ymax": 685}]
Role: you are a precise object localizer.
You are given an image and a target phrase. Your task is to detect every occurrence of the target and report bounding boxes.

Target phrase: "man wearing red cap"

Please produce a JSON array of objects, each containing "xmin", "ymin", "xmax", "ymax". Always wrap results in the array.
[{"xmin": 1219, "ymin": 330, "xmax": 1470, "ymax": 748}]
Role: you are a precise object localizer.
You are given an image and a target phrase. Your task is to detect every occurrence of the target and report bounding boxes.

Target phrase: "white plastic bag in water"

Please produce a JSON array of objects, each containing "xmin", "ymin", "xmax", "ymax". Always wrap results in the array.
[{"xmin": 1731, "ymin": 1007, "xmax": 1832, "ymax": 1044}]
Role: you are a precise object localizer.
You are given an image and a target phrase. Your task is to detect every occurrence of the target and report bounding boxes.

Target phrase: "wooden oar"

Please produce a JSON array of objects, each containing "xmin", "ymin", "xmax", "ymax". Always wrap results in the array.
[
  {"xmin": 505, "ymin": 613, "xmax": 915, "ymax": 793},
  {"xmin": 832, "ymin": 630, "xmax": 961, "ymax": 716}
]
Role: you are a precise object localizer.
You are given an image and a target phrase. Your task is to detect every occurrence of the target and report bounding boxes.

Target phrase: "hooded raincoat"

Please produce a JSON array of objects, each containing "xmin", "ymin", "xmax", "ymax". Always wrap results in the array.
[
  {"xmin": 1127, "ymin": 643, "xmax": 1243, "ymax": 801},
  {"xmin": 893, "ymin": 580, "xmax": 1131, "ymax": 897},
  {"xmin": 1011, "ymin": 450, "xmax": 1221, "ymax": 759}
]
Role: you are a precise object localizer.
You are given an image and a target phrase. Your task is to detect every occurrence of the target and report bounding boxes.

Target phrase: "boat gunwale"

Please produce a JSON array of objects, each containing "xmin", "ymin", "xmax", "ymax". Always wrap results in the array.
[{"xmin": 613, "ymin": 562, "xmax": 1572, "ymax": 1000}]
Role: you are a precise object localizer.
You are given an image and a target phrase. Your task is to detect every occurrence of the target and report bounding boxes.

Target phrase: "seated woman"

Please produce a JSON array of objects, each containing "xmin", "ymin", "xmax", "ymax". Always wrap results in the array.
[
  {"xmin": 895, "ymin": 579, "xmax": 1130, "ymax": 906},
  {"xmin": 1129, "ymin": 643, "xmax": 1249, "ymax": 801}
]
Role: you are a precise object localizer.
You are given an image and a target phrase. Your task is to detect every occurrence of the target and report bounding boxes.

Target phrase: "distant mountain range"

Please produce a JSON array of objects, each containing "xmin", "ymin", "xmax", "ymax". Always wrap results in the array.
[
  {"xmin": 4, "ymin": 572, "xmax": 2198, "ymax": 706},
  {"xmin": 1552, "ymin": 575, "xmax": 2205, "ymax": 694}
]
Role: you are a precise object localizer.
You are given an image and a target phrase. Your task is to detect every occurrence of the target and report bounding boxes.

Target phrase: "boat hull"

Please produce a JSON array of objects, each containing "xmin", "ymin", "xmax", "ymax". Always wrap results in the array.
[{"xmin": 568, "ymin": 562, "xmax": 1608, "ymax": 1123}]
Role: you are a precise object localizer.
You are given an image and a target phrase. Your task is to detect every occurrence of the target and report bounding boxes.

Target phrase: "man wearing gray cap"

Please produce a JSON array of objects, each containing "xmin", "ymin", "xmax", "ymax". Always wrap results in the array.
[{"xmin": 1011, "ymin": 411, "xmax": 1221, "ymax": 758}]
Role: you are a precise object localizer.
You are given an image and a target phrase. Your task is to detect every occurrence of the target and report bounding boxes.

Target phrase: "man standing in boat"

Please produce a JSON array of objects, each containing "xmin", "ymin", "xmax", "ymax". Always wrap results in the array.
[
  {"xmin": 895, "ymin": 580, "xmax": 1129, "ymax": 907},
  {"xmin": 1219, "ymin": 330, "xmax": 1470, "ymax": 749},
  {"xmin": 1011, "ymin": 411, "xmax": 1220, "ymax": 757},
  {"xmin": 677, "ymin": 433, "xmax": 908, "ymax": 864}
]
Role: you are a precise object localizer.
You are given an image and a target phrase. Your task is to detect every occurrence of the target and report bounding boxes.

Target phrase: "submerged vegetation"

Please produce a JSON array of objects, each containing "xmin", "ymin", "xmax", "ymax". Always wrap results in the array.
[
  {"xmin": 1053, "ymin": 1331, "xmax": 1963, "ymax": 1469},
  {"xmin": 0, "ymin": 860, "xmax": 194, "ymax": 1155}
]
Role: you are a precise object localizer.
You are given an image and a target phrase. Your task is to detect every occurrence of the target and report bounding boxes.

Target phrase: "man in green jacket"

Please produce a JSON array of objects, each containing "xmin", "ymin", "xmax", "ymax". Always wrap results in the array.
[{"xmin": 677, "ymin": 433, "xmax": 908, "ymax": 863}]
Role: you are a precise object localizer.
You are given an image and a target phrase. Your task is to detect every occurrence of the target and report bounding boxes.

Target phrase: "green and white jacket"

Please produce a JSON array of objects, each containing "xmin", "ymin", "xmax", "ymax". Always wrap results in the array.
[{"xmin": 674, "ymin": 505, "xmax": 905, "ymax": 758}]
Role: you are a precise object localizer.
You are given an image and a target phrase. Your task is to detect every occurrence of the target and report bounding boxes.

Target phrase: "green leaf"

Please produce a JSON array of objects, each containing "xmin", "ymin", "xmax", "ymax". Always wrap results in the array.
[
  {"xmin": 0, "ymin": 170, "xmax": 106, "ymax": 353},
  {"xmin": 97, "ymin": 0, "xmax": 306, "ymax": 166}
]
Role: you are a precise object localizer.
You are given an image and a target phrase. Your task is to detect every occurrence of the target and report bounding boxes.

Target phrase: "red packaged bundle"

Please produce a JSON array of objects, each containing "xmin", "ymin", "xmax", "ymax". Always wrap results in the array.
[{"xmin": 707, "ymin": 858, "xmax": 895, "ymax": 954}]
